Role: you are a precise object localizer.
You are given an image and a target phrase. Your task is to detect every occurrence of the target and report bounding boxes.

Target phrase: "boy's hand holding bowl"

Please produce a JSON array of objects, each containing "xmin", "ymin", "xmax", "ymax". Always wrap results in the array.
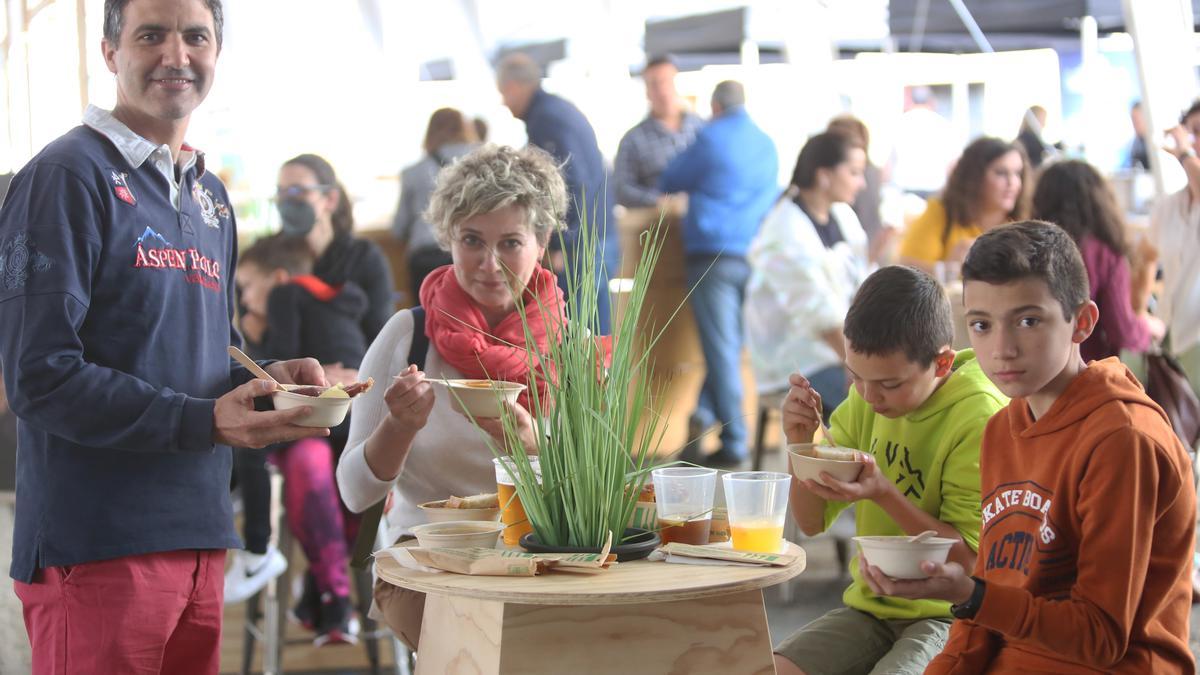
[
  {"xmin": 796, "ymin": 451, "xmax": 896, "ymax": 504},
  {"xmin": 858, "ymin": 552, "xmax": 975, "ymax": 605}
]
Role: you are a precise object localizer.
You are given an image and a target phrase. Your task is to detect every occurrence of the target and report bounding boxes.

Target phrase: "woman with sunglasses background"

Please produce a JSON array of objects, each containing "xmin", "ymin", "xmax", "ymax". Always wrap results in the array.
[{"xmin": 224, "ymin": 154, "xmax": 395, "ymax": 645}]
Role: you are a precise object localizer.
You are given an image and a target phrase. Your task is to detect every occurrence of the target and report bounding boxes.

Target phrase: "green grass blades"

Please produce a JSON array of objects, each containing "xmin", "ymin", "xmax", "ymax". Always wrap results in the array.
[{"xmin": 494, "ymin": 194, "xmax": 676, "ymax": 548}]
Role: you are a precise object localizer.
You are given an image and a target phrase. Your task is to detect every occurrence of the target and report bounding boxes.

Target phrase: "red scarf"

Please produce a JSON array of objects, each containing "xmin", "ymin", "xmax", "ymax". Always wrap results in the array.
[{"xmin": 420, "ymin": 264, "xmax": 566, "ymax": 411}]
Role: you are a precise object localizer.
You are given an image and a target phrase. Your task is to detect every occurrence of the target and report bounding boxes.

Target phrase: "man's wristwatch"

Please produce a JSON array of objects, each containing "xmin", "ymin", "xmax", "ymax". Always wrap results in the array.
[
  {"xmin": 1178, "ymin": 147, "xmax": 1198, "ymax": 162},
  {"xmin": 950, "ymin": 577, "xmax": 986, "ymax": 619}
]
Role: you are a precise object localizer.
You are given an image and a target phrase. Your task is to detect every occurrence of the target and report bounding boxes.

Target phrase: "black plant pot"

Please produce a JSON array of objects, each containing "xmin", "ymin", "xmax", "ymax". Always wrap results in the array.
[{"xmin": 519, "ymin": 527, "xmax": 661, "ymax": 562}]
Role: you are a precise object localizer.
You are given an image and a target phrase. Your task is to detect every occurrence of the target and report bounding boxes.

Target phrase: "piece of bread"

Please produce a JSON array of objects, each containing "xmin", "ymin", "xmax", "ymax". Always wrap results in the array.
[
  {"xmin": 809, "ymin": 446, "xmax": 859, "ymax": 462},
  {"xmin": 445, "ymin": 493, "xmax": 500, "ymax": 509}
]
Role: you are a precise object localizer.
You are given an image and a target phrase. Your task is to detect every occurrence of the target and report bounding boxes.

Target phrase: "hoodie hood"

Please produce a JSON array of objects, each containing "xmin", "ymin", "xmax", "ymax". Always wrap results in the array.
[
  {"xmin": 1010, "ymin": 357, "xmax": 1165, "ymax": 438},
  {"xmin": 908, "ymin": 349, "xmax": 1007, "ymax": 422},
  {"xmin": 290, "ymin": 275, "xmax": 368, "ymax": 321}
]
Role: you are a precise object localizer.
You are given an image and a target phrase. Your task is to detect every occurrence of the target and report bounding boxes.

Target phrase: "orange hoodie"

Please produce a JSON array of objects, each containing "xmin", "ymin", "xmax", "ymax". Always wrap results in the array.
[{"xmin": 928, "ymin": 358, "xmax": 1195, "ymax": 674}]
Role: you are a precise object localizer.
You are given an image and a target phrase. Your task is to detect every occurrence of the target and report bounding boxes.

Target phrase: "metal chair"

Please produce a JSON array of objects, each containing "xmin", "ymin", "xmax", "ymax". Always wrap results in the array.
[{"xmin": 240, "ymin": 466, "xmax": 411, "ymax": 675}]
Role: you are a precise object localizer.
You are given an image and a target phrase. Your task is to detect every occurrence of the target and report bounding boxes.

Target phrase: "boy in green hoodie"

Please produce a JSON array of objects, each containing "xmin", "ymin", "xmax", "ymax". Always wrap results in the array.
[
  {"xmin": 774, "ymin": 265, "xmax": 1007, "ymax": 675},
  {"xmin": 864, "ymin": 221, "xmax": 1195, "ymax": 674}
]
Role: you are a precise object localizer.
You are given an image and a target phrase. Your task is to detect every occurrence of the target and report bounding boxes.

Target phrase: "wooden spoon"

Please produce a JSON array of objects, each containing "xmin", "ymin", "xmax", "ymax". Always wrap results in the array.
[
  {"xmin": 909, "ymin": 529, "xmax": 938, "ymax": 544},
  {"xmin": 227, "ymin": 346, "xmax": 280, "ymax": 390}
]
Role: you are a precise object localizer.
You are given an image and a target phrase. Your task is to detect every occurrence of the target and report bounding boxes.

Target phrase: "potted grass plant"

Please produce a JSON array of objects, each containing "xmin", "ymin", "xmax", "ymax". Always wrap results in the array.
[{"xmin": 481, "ymin": 205, "xmax": 680, "ymax": 560}]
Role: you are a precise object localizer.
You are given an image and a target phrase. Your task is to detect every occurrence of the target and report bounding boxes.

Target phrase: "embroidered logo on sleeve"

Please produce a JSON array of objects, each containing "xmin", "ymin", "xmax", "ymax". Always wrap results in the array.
[
  {"xmin": 0, "ymin": 233, "xmax": 53, "ymax": 290},
  {"xmin": 110, "ymin": 170, "xmax": 137, "ymax": 206},
  {"xmin": 192, "ymin": 182, "xmax": 230, "ymax": 229}
]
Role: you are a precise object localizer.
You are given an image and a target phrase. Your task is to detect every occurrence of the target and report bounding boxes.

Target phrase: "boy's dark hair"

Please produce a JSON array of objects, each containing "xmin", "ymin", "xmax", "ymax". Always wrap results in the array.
[
  {"xmin": 104, "ymin": 0, "xmax": 224, "ymax": 49},
  {"xmin": 844, "ymin": 265, "xmax": 953, "ymax": 365},
  {"xmin": 961, "ymin": 220, "xmax": 1089, "ymax": 320},
  {"xmin": 239, "ymin": 234, "xmax": 314, "ymax": 277}
]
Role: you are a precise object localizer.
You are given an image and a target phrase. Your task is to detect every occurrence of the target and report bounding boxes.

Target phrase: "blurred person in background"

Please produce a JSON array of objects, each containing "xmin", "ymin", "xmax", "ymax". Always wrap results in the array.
[
  {"xmin": 496, "ymin": 52, "xmax": 616, "ymax": 334},
  {"xmin": 899, "ymin": 137, "xmax": 1030, "ymax": 276},
  {"xmin": 661, "ymin": 80, "xmax": 778, "ymax": 467},
  {"xmin": 827, "ymin": 114, "xmax": 889, "ymax": 260},
  {"xmin": 230, "ymin": 152, "xmax": 393, "ymax": 617},
  {"xmin": 614, "ymin": 55, "xmax": 702, "ymax": 209},
  {"xmin": 1151, "ymin": 100, "xmax": 1200, "ymax": 395},
  {"xmin": 273, "ymin": 153, "xmax": 394, "ymax": 341},
  {"xmin": 1127, "ymin": 101, "xmax": 1151, "ymax": 171},
  {"xmin": 1032, "ymin": 160, "xmax": 1162, "ymax": 362},
  {"xmin": 746, "ymin": 131, "xmax": 870, "ymax": 419},
  {"xmin": 1015, "ymin": 105, "xmax": 1052, "ymax": 169},
  {"xmin": 232, "ymin": 234, "xmax": 368, "ymax": 645},
  {"xmin": 473, "ymin": 117, "xmax": 489, "ymax": 143},
  {"xmin": 392, "ymin": 108, "xmax": 479, "ymax": 298}
]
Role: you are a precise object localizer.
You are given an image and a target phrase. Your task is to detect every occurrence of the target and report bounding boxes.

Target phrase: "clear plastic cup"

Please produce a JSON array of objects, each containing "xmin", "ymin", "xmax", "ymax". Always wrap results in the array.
[
  {"xmin": 722, "ymin": 471, "xmax": 791, "ymax": 553},
  {"xmin": 494, "ymin": 456, "xmax": 541, "ymax": 546},
  {"xmin": 651, "ymin": 467, "xmax": 718, "ymax": 545}
]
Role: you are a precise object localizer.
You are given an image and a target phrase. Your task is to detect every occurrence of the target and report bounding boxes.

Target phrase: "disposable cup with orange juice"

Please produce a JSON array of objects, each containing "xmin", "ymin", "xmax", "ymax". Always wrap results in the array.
[
  {"xmin": 493, "ymin": 456, "xmax": 541, "ymax": 546},
  {"xmin": 722, "ymin": 471, "xmax": 790, "ymax": 553}
]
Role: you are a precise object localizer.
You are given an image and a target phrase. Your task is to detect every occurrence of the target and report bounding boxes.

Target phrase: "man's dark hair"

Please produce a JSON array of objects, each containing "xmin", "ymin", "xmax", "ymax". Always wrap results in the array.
[
  {"xmin": 239, "ymin": 233, "xmax": 314, "ymax": 277},
  {"xmin": 104, "ymin": 0, "xmax": 224, "ymax": 49},
  {"xmin": 844, "ymin": 265, "xmax": 953, "ymax": 366},
  {"xmin": 961, "ymin": 220, "xmax": 1089, "ymax": 321}
]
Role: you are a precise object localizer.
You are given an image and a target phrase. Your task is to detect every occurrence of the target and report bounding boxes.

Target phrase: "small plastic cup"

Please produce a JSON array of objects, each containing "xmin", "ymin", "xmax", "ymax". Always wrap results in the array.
[
  {"xmin": 722, "ymin": 471, "xmax": 791, "ymax": 553},
  {"xmin": 494, "ymin": 456, "xmax": 541, "ymax": 546},
  {"xmin": 651, "ymin": 467, "xmax": 717, "ymax": 545}
]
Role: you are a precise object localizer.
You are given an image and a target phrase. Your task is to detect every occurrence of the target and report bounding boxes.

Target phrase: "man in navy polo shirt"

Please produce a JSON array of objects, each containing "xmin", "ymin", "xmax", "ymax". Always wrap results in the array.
[{"xmin": 0, "ymin": 1, "xmax": 331, "ymax": 672}]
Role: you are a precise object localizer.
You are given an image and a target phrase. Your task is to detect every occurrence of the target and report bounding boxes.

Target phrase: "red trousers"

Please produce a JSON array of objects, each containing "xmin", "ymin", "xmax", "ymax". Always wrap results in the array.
[{"xmin": 14, "ymin": 549, "xmax": 225, "ymax": 675}]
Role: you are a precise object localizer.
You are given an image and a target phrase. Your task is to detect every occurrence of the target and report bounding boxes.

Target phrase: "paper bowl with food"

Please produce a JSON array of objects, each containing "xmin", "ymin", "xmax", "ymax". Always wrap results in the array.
[
  {"xmin": 410, "ymin": 520, "xmax": 505, "ymax": 549},
  {"xmin": 853, "ymin": 535, "xmax": 956, "ymax": 579},
  {"xmin": 272, "ymin": 379, "xmax": 374, "ymax": 428},
  {"xmin": 418, "ymin": 493, "xmax": 502, "ymax": 523},
  {"xmin": 440, "ymin": 379, "xmax": 526, "ymax": 418},
  {"xmin": 788, "ymin": 443, "xmax": 865, "ymax": 487}
]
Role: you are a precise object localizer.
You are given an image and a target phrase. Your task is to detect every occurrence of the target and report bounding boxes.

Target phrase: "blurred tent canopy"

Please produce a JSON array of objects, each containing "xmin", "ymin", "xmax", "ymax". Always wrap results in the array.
[{"xmin": 888, "ymin": 0, "xmax": 1200, "ymax": 52}]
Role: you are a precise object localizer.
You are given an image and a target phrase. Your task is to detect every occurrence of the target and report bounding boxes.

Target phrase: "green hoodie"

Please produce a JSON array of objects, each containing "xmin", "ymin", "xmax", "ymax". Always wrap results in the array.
[{"xmin": 825, "ymin": 349, "xmax": 1007, "ymax": 620}]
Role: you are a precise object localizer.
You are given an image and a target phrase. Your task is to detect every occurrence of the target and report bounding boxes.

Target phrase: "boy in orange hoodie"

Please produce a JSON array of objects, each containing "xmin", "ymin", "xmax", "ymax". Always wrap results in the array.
[{"xmin": 861, "ymin": 220, "xmax": 1196, "ymax": 673}]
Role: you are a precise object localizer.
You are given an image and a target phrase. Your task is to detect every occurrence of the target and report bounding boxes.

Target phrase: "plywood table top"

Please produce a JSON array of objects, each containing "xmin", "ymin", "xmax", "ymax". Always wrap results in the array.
[{"xmin": 376, "ymin": 541, "xmax": 806, "ymax": 606}]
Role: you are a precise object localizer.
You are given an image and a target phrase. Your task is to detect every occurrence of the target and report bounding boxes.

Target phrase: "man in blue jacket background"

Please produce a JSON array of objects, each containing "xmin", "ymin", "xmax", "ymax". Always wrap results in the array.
[
  {"xmin": 497, "ymin": 52, "xmax": 617, "ymax": 335},
  {"xmin": 0, "ymin": 1, "xmax": 330, "ymax": 671},
  {"xmin": 661, "ymin": 80, "xmax": 778, "ymax": 467}
]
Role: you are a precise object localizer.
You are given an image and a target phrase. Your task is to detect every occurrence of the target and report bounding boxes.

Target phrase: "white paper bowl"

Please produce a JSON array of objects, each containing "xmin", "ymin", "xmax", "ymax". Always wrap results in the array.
[
  {"xmin": 411, "ymin": 520, "xmax": 505, "ymax": 549},
  {"xmin": 272, "ymin": 386, "xmax": 352, "ymax": 428},
  {"xmin": 854, "ymin": 535, "xmax": 955, "ymax": 579},
  {"xmin": 787, "ymin": 443, "xmax": 864, "ymax": 487},
  {"xmin": 418, "ymin": 500, "xmax": 502, "ymax": 523},
  {"xmin": 442, "ymin": 379, "xmax": 526, "ymax": 418}
]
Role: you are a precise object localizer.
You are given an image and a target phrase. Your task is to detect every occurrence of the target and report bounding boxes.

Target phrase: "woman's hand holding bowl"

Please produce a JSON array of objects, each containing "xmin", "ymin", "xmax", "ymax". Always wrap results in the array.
[{"xmin": 474, "ymin": 400, "xmax": 539, "ymax": 455}]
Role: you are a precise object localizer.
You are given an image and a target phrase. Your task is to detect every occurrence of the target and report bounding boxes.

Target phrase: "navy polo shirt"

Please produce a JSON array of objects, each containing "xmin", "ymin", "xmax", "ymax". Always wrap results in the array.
[{"xmin": 0, "ymin": 109, "xmax": 248, "ymax": 582}]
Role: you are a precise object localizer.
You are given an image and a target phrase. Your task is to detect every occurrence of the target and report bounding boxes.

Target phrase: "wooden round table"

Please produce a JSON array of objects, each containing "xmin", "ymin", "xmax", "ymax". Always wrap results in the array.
[{"xmin": 376, "ymin": 542, "xmax": 806, "ymax": 675}]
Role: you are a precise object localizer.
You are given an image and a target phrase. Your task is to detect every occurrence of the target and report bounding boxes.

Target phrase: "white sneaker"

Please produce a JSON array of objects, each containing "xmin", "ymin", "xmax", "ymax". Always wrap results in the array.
[{"xmin": 224, "ymin": 547, "xmax": 288, "ymax": 604}]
